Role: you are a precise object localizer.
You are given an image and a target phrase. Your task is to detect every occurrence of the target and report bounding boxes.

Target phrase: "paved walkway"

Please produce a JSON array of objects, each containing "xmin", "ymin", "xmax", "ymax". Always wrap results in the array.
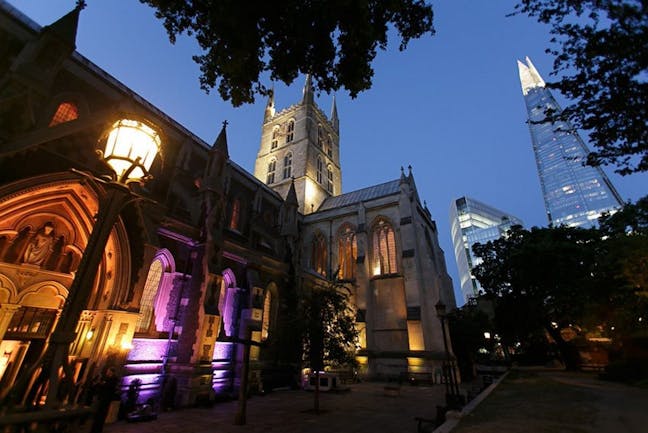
[
  {"xmin": 105, "ymin": 381, "xmax": 446, "ymax": 433},
  {"xmin": 102, "ymin": 370, "xmax": 648, "ymax": 433},
  {"xmin": 450, "ymin": 369, "xmax": 648, "ymax": 433}
]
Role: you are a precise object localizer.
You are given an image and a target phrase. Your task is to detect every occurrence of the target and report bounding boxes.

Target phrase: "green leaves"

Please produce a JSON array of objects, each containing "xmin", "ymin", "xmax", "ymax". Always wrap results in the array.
[
  {"xmin": 473, "ymin": 196, "xmax": 648, "ymax": 349},
  {"xmin": 300, "ymin": 282, "xmax": 358, "ymax": 370},
  {"xmin": 141, "ymin": 0, "xmax": 435, "ymax": 106}
]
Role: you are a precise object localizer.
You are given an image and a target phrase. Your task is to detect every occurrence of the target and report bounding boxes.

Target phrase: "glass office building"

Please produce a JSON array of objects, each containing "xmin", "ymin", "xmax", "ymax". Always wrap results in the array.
[
  {"xmin": 450, "ymin": 197, "xmax": 523, "ymax": 304},
  {"xmin": 517, "ymin": 57, "xmax": 623, "ymax": 228}
]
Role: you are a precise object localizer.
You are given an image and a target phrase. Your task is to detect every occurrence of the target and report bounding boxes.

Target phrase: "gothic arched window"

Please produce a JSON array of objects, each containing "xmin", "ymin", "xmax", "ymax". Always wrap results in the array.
[
  {"xmin": 327, "ymin": 165, "xmax": 334, "ymax": 193},
  {"xmin": 261, "ymin": 290, "xmax": 272, "ymax": 341},
  {"xmin": 311, "ymin": 232, "xmax": 327, "ymax": 276},
  {"xmin": 229, "ymin": 198, "xmax": 241, "ymax": 230},
  {"xmin": 283, "ymin": 152, "xmax": 292, "ymax": 179},
  {"xmin": 372, "ymin": 218, "xmax": 397, "ymax": 276},
  {"xmin": 317, "ymin": 124, "xmax": 323, "ymax": 148},
  {"xmin": 49, "ymin": 101, "xmax": 78, "ymax": 126},
  {"xmin": 271, "ymin": 126, "xmax": 279, "ymax": 149},
  {"xmin": 317, "ymin": 157, "xmax": 323, "ymax": 184},
  {"xmin": 286, "ymin": 120, "xmax": 295, "ymax": 143},
  {"xmin": 267, "ymin": 158, "xmax": 276, "ymax": 184},
  {"xmin": 337, "ymin": 224, "xmax": 357, "ymax": 280},
  {"xmin": 327, "ymin": 135, "xmax": 333, "ymax": 157},
  {"xmin": 137, "ymin": 258, "xmax": 163, "ymax": 332}
]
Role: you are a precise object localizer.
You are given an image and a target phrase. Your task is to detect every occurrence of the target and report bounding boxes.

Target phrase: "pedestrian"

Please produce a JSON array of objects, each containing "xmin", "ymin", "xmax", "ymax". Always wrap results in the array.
[{"xmin": 90, "ymin": 367, "xmax": 119, "ymax": 433}]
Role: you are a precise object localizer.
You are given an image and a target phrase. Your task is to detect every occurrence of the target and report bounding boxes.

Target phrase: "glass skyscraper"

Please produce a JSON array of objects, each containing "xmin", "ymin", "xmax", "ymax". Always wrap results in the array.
[
  {"xmin": 450, "ymin": 197, "xmax": 523, "ymax": 304},
  {"xmin": 517, "ymin": 57, "xmax": 623, "ymax": 228}
]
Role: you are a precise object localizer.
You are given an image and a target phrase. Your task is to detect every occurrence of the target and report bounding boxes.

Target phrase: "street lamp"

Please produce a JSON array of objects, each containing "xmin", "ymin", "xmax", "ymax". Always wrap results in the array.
[
  {"xmin": 435, "ymin": 300, "xmax": 462, "ymax": 410},
  {"xmin": 4, "ymin": 117, "xmax": 161, "ymax": 411}
]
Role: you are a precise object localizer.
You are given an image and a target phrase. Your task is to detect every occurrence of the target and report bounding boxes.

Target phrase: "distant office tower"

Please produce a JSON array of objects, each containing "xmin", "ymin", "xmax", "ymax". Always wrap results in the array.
[
  {"xmin": 517, "ymin": 57, "xmax": 623, "ymax": 228},
  {"xmin": 450, "ymin": 197, "xmax": 523, "ymax": 304}
]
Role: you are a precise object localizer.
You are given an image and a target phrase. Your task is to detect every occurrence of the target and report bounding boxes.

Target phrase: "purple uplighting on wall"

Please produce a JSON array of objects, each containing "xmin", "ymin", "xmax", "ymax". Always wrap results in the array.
[{"xmin": 128, "ymin": 338, "xmax": 175, "ymax": 361}]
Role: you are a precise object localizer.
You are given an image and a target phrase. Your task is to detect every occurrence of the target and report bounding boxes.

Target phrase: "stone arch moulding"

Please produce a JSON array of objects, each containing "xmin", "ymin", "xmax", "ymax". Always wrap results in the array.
[
  {"xmin": 151, "ymin": 248, "xmax": 176, "ymax": 332},
  {"xmin": 0, "ymin": 273, "xmax": 18, "ymax": 303},
  {"xmin": 0, "ymin": 172, "xmax": 132, "ymax": 311},
  {"xmin": 19, "ymin": 281, "xmax": 69, "ymax": 309},
  {"xmin": 219, "ymin": 268, "xmax": 237, "ymax": 337}
]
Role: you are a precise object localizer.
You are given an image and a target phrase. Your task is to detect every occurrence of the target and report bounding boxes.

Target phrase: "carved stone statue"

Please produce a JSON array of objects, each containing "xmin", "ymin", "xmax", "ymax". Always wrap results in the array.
[{"xmin": 23, "ymin": 222, "xmax": 55, "ymax": 266}]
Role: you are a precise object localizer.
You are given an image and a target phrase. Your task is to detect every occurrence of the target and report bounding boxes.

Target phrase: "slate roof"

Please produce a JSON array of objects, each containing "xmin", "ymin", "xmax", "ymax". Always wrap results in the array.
[{"xmin": 318, "ymin": 179, "xmax": 401, "ymax": 211}]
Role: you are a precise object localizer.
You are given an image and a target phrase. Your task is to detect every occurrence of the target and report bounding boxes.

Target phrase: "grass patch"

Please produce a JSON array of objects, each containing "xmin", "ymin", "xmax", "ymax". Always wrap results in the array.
[{"xmin": 453, "ymin": 371, "xmax": 598, "ymax": 433}]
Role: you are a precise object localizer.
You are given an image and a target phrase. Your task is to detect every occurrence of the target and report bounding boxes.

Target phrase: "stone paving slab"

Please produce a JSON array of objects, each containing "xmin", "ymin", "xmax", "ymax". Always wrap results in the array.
[{"xmin": 105, "ymin": 382, "xmax": 447, "ymax": 433}]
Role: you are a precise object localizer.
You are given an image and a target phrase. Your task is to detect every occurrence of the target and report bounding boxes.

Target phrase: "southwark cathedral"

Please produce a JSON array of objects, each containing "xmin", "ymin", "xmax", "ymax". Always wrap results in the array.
[{"xmin": 0, "ymin": 3, "xmax": 456, "ymax": 407}]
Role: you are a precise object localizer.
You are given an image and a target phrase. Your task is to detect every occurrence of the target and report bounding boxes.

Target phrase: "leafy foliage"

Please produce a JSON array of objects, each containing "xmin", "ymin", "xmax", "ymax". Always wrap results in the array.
[
  {"xmin": 140, "ymin": 0, "xmax": 435, "ymax": 106},
  {"xmin": 447, "ymin": 302, "xmax": 493, "ymax": 380},
  {"xmin": 300, "ymin": 282, "xmax": 358, "ymax": 371},
  {"xmin": 472, "ymin": 204, "xmax": 648, "ymax": 369},
  {"xmin": 513, "ymin": 0, "xmax": 648, "ymax": 174}
]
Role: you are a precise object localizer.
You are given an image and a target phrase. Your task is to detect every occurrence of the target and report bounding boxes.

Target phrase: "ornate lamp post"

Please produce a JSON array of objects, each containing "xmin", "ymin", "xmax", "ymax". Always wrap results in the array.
[
  {"xmin": 4, "ymin": 118, "xmax": 161, "ymax": 410},
  {"xmin": 435, "ymin": 300, "xmax": 462, "ymax": 410}
]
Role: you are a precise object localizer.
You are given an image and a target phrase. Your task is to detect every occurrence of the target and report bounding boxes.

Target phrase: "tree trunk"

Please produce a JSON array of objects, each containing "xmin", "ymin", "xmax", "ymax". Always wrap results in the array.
[
  {"xmin": 545, "ymin": 324, "xmax": 580, "ymax": 371},
  {"xmin": 314, "ymin": 370, "xmax": 320, "ymax": 414}
]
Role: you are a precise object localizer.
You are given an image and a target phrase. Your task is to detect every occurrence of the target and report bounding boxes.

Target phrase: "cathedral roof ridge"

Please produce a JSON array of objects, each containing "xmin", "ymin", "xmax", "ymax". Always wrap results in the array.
[{"xmin": 317, "ymin": 178, "xmax": 401, "ymax": 211}]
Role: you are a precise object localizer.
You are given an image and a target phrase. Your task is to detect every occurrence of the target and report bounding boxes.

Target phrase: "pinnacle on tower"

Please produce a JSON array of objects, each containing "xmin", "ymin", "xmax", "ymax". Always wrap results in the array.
[
  {"xmin": 302, "ymin": 74, "xmax": 314, "ymax": 105},
  {"xmin": 43, "ymin": 1, "xmax": 84, "ymax": 47},
  {"xmin": 285, "ymin": 177, "xmax": 299, "ymax": 206},
  {"xmin": 264, "ymin": 86, "xmax": 275, "ymax": 122},
  {"xmin": 212, "ymin": 120, "xmax": 229, "ymax": 159},
  {"xmin": 330, "ymin": 95, "xmax": 339, "ymax": 130}
]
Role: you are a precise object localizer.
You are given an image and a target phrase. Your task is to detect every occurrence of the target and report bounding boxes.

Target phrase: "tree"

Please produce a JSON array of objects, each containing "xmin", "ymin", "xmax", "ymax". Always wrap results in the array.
[
  {"xmin": 473, "ymin": 199, "xmax": 648, "ymax": 370},
  {"xmin": 447, "ymin": 301, "xmax": 493, "ymax": 380},
  {"xmin": 513, "ymin": 1, "xmax": 647, "ymax": 174},
  {"xmin": 300, "ymin": 281, "xmax": 357, "ymax": 413},
  {"xmin": 472, "ymin": 225, "xmax": 605, "ymax": 370},
  {"xmin": 140, "ymin": 0, "xmax": 434, "ymax": 106}
]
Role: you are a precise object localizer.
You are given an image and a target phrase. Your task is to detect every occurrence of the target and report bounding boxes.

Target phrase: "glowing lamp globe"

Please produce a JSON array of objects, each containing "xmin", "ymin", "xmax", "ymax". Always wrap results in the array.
[{"xmin": 103, "ymin": 119, "xmax": 161, "ymax": 182}]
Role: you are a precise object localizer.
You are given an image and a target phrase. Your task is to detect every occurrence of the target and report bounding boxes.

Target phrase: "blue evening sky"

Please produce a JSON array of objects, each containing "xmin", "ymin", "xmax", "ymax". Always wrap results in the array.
[{"xmin": 9, "ymin": 1, "xmax": 647, "ymax": 305}]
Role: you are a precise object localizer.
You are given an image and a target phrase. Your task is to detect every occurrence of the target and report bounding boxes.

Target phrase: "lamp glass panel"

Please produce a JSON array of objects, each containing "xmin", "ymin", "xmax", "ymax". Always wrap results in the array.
[{"xmin": 105, "ymin": 119, "xmax": 160, "ymax": 180}]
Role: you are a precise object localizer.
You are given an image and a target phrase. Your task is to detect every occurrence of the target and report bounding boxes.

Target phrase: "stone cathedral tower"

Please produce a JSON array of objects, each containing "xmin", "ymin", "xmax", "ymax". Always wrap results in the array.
[{"xmin": 254, "ymin": 76, "xmax": 341, "ymax": 214}]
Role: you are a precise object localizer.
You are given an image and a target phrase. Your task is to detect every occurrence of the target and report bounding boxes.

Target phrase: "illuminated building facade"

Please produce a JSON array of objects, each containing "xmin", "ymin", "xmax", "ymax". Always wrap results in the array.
[
  {"xmin": 256, "ymin": 87, "xmax": 456, "ymax": 378},
  {"xmin": 0, "ymin": 3, "xmax": 456, "ymax": 408},
  {"xmin": 517, "ymin": 57, "xmax": 623, "ymax": 228},
  {"xmin": 450, "ymin": 197, "xmax": 522, "ymax": 304}
]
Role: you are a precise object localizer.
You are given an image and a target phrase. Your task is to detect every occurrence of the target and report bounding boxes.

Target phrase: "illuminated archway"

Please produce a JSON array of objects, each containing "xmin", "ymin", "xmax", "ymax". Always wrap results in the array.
[{"xmin": 0, "ymin": 172, "xmax": 132, "ymax": 310}]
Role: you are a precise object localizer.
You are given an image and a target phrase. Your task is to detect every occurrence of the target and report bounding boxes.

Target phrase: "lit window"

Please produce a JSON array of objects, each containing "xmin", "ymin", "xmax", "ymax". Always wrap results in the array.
[
  {"xmin": 267, "ymin": 159, "xmax": 276, "ymax": 184},
  {"xmin": 229, "ymin": 198, "xmax": 241, "ymax": 230},
  {"xmin": 372, "ymin": 219, "xmax": 397, "ymax": 275},
  {"xmin": 49, "ymin": 102, "xmax": 78, "ymax": 126},
  {"xmin": 317, "ymin": 157, "xmax": 323, "ymax": 183},
  {"xmin": 137, "ymin": 259, "xmax": 163, "ymax": 332},
  {"xmin": 261, "ymin": 291, "xmax": 271, "ymax": 340},
  {"xmin": 327, "ymin": 165, "xmax": 334, "ymax": 193},
  {"xmin": 286, "ymin": 120, "xmax": 294, "ymax": 143},
  {"xmin": 283, "ymin": 152, "xmax": 292, "ymax": 179},
  {"xmin": 311, "ymin": 232, "xmax": 327, "ymax": 276},
  {"xmin": 338, "ymin": 224, "xmax": 357, "ymax": 280}
]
